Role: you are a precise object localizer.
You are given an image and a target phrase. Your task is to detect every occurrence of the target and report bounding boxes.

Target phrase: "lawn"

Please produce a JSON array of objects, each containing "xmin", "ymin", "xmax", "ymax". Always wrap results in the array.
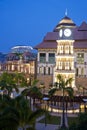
[
  {"xmin": 68, "ymin": 116, "xmax": 78, "ymax": 126},
  {"xmin": 38, "ymin": 115, "xmax": 78, "ymax": 126},
  {"xmin": 38, "ymin": 115, "xmax": 61, "ymax": 125}
]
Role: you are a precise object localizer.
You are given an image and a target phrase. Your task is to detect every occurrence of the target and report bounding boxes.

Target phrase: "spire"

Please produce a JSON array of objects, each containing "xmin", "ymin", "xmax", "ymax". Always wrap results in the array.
[{"xmin": 65, "ymin": 8, "xmax": 68, "ymax": 16}]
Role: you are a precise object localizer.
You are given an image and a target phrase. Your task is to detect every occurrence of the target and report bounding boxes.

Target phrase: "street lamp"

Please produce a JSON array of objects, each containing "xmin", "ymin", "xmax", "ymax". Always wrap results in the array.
[{"xmin": 43, "ymin": 97, "xmax": 49, "ymax": 127}]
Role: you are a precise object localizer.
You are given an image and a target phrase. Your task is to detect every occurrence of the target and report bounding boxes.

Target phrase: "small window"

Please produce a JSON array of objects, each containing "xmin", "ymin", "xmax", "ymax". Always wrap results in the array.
[
  {"xmin": 48, "ymin": 67, "xmax": 50, "ymax": 75},
  {"xmin": 77, "ymin": 53, "xmax": 84, "ymax": 64},
  {"xmin": 49, "ymin": 53, "xmax": 55, "ymax": 63},
  {"xmin": 43, "ymin": 67, "xmax": 46, "ymax": 75},
  {"xmin": 76, "ymin": 68, "xmax": 78, "ymax": 76},
  {"xmin": 39, "ymin": 67, "xmax": 43, "ymax": 74},
  {"xmin": 40, "ymin": 53, "xmax": 46, "ymax": 63},
  {"xmin": 81, "ymin": 68, "xmax": 84, "ymax": 76}
]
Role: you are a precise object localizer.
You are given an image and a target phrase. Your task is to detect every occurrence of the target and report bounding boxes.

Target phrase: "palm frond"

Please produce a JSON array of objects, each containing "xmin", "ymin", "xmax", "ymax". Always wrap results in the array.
[
  {"xmin": 65, "ymin": 87, "xmax": 74, "ymax": 98},
  {"xmin": 65, "ymin": 78, "xmax": 73, "ymax": 86},
  {"xmin": 48, "ymin": 88, "xmax": 57, "ymax": 97},
  {"xmin": 32, "ymin": 79, "xmax": 39, "ymax": 86}
]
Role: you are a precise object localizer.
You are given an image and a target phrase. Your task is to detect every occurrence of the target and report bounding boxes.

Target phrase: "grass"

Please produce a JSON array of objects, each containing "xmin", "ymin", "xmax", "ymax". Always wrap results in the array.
[
  {"xmin": 68, "ymin": 117, "xmax": 78, "ymax": 126},
  {"xmin": 38, "ymin": 115, "xmax": 61, "ymax": 125},
  {"xmin": 38, "ymin": 115, "xmax": 78, "ymax": 126}
]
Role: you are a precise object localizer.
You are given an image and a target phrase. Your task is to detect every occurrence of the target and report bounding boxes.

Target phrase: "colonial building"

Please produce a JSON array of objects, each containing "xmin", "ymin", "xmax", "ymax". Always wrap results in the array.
[
  {"xmin": 0, "ymin": 46, "xmax": 37, "ymax": 85},
  {"xmin": 35, "ymin": 15, "xmax": 87, "ymax": 89}
]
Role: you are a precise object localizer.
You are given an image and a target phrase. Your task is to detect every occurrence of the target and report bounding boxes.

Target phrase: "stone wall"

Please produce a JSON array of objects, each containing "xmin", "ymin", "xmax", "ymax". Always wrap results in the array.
[
  {"xmin": 37, "ymin": 74, "xmax": 53, "ymax": 89},
  {"xmin": 76, "ymin": 77, "xmax": 87, "ymax": 88},
  {"xmin": 37, "ymin": 75, "xmax": 87, "ymax": 90}
]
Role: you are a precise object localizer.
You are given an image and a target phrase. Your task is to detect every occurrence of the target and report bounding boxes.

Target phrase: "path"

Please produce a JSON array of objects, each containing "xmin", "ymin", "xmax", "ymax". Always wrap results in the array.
[{"xmin": 35, "ymin": 112, "xmax": 78, "ymax": 130}]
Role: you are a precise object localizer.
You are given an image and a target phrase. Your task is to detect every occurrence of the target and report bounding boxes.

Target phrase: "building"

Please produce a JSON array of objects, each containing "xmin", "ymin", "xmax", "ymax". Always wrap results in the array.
[
  {"xmin": 35, "ymin": 15, "xmax": 87, "ymax": 90},
  {"xmin": 0, "ymin": 46, "xmax": 37, "ymax": 85}
]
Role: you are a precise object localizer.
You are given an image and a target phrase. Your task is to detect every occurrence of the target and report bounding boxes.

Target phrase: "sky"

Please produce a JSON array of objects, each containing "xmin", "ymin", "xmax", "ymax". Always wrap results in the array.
[{"xmin": 0, "ymin": 0, "xmax": 87, "ymax": 53}]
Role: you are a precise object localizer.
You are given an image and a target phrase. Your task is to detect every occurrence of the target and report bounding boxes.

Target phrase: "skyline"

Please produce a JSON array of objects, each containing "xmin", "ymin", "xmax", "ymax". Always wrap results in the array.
[{"xmin": 0, "ymin": 0, "xmax": 87, "ymax": 53}]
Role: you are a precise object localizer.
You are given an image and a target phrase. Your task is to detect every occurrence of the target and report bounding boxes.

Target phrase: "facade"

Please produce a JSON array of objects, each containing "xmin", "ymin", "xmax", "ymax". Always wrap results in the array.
[
  {"xmin": 0, "ymin": 46, "xmax": 37, "ymax": 85},
  {"xmin": 35, "ymin": 15, "xmax": 87, "ymax": 89}
]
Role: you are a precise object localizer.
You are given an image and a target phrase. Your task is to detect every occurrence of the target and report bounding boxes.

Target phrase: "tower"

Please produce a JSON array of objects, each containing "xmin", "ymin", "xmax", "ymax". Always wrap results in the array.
[{"xmin": 54, "ymin": 15, "xmax": 76, "ymax": 88}]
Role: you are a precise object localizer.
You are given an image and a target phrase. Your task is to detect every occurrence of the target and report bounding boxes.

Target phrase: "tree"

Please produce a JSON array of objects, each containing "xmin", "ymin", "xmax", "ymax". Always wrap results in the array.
[
  {"xmin": 21, "ymin": 79, "xmax": 43, "ymax": 111},
  {"xmin": 0, "ymin": 94, "xmax": 45, "ymax": 130},
  {"xmin": 69, "ymin": 112, "xmax": 87, "ymax": 130},
  {"xmin": 13, "ymin": 72, "xmax": 28, "ymax": 88},
  {"xmin": 48, "ymin": 74, "xmax": 74, "ymax": 129},
  {"xmin": 0, "ymin": 72, "xmax": 28, "ymax": 97},
  {"xmin": 0, "ymin": 72, "xmax": 19, "ymax": 96}
]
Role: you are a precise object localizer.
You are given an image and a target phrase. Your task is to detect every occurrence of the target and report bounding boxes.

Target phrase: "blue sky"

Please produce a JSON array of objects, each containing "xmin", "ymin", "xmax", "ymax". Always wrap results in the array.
[{"xmin": 0, "ymin": 0, "xmax": 87, "ymax": 53}]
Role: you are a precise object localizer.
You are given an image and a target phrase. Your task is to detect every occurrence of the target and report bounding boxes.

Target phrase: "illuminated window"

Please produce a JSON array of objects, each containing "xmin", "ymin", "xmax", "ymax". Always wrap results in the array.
[
  {"xmin": 77, "ymin": 53, "xmax": 84, "ymax": 64},
  {"xmin": 39, "ymin": 67, "xmax": 43, "ymax": 74}
]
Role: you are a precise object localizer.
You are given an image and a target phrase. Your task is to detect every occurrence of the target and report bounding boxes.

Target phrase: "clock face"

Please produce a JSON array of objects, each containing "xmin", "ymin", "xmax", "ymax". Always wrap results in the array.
[
  {"xmin": 64, "ymin": 28, "xmax": 71, "ymax": 37},
  {"xmin": 59, "ymin": 29, "xmax": 63, "ymax": 37}
]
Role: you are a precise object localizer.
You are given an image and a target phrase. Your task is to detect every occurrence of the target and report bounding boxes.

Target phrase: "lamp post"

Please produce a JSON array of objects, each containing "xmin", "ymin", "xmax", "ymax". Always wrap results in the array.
[{"xmin": 43, "ymin": 97, "xmax": 49, "ymax": 127}]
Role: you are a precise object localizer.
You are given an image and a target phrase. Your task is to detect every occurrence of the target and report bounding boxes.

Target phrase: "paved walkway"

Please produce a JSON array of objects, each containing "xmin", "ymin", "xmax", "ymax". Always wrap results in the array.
[
  {"xmin": 35, "ymin": 112, "xmax": 78, "ymax": 130},
  {"xmin": 35, "ymin": 113, "xmax": 59, "ymax": 130},
  {"xmin": 36, "ymin": 123, "xmax": 59, "ymax": 130}
]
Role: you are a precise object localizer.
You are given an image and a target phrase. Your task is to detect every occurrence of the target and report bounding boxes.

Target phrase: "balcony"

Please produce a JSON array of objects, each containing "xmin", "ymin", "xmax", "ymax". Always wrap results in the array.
[
  {"xmin": 55, "ymin": 69, "xmax": 75, "ymax": 73},
  {"xmin": 56, "ymin": 54, "xmax": 74, "ymax": 58}
]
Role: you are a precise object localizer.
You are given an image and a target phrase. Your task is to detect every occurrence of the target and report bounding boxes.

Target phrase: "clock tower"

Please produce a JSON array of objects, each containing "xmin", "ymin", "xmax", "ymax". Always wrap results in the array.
[{"xmin": 54, "ymin": 15, "xmax": 76, "ymax": 89}]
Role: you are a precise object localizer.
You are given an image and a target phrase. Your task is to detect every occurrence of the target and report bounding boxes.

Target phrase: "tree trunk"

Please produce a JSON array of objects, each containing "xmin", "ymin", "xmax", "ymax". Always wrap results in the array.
[{"xmin": 61, "ymin": 89, "xmax": 66, "ymax": 129}]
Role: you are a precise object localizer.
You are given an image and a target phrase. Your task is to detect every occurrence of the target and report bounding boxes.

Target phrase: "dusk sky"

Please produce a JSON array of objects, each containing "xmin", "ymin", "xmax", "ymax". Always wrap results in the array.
[{"xmin": 0, "ymin": 0, "xmax": 87, "ymax": 53}]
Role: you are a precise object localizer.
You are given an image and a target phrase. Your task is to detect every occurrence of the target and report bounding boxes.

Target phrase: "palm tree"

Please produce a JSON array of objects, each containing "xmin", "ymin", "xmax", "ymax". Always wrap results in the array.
[
  {"xmin": 48, "ymin": 74, "xmax": 74, "ymax": 129},
  {"xmin": 14, "ymin": 95, "xmax": 44, "ymax": 130},
  {"xmin": 0, "ymin": 94, "xmax": 19, "ymax": 130},
  {"xmin": 0, "ymin": 72, "xmax": 19, "ymax": 96},
  {"xmin": 0, "ymin": 94, "xmax": 45, "ymax": 130},
  {"xmin": 22, "ymin": 79, "xmax": 43, "ymax": 108},
  {"xmin": 13, "ymin": 72, "xmax": 28, "ymax": 88}
]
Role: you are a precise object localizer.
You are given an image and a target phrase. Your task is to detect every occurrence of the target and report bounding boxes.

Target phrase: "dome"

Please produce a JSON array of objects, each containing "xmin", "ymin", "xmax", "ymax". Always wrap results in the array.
[
  {"xmin": 11, "ymin": 45, "xmax": 33, "ymax": 53},
  {"xmin": 54, "ymin": 16, "xmax": 76, "ymax": 31}
]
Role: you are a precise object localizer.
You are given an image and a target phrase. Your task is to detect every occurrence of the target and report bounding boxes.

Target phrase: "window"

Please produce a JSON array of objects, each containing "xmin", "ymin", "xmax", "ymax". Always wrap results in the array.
[
  {"xmin": 48, "ymin": 67, "xmax": 50, "ymax": 75},
  {"xmin": 39, "ymin": 67, "xmax": 43, "ymax": 74},
  {"xmin": 49, "ymin": 53, "xmax": 55, "ymax": 63},
  {"xmin": 43, "ymin": 67, "xmax": 46, "ymax": 75},
  {"xmin": 40, "ymin": 53, "xmax": 46, "ymax": 63},
  {"xmin": 76, "ymin": 68, "xmax": 78, "ymax": 76},
  {"xmin": 81, "ymin": 68, "xmax": 84, "ymax": 76},
  {"xmin": 77, "ymin": 53, "xmax": 84, "ymax": 64}
]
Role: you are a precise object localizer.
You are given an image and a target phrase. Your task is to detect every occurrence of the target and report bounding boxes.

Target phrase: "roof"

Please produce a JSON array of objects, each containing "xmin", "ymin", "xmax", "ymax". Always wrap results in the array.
[
  {"xmin": 74, "ymin": 41, "xmax": 87, "ymax": 49},
  {"xmin": 34, "ymin": 17, "xmax": 87, "ymax": 50},
  {"xmin": 35, "ymin": 41, "xmax": 87, "ymax": 50},
  {"xmin": 78, "ymin": 21, "xmax": 87, "ymax": 31},
  {"xmin": 34, "ymin": 41, "xmax": 57, "ymax": 49},
  {"xmin": 54, "ymin": 16, "xmax": 76, "ymax": 31}
]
